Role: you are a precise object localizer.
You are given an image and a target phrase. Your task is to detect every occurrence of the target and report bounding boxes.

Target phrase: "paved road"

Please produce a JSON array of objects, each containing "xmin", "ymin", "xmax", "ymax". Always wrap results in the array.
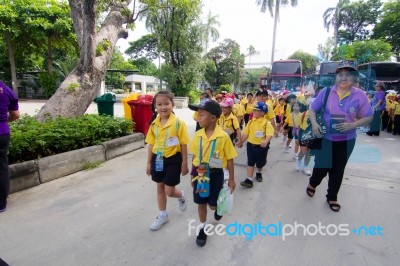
[{"xmin": 0, "ymin": 100, "xmax": 399, "ymax": 266}]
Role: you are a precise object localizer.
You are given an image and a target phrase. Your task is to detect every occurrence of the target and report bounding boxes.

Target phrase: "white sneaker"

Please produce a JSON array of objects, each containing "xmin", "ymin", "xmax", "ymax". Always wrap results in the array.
[
  {"xmin": 295, "ymin": 160, "xmax": 302, "ymax": 171},
  {"xmin": 150, "ymin": 215, "xmax": 169, "ymax": 231},
  {"xmin": 178, "ymin": 190, "xmax": 187, "ymax": 212},
  {"xmin": 293, "ymin": 154, "xmax": 298, "ymax": 161},
  {"xmin": 284, "ymin": 147, "xmax": 289, "ymax": 153},
  {"xmin": 302, "ymin": 168, "xmax": 312, "ymax": 176}
]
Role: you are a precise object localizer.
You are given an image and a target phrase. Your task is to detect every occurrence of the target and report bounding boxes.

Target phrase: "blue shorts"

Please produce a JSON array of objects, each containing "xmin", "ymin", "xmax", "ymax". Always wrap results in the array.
[
  {"xmin": 192, "ymin": 168, "xmax": 223, "ymax": 207},
  {"xmin": 247, "ymin": 142, "xmax": 270, "ymax": 168}
]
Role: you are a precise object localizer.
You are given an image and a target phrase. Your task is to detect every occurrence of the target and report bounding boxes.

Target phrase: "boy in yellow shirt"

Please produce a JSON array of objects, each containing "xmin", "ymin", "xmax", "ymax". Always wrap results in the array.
[
  {"xmin": 255, "ymin": 90, "xmax": 278, "ymax": 137},
  {"xmin": 236, "ymin": 102, "xmax": 274, "ymax": 186},
  {"xmin": 391, "ymin": 95, "xmax": 400, "ymax": 135},
  {"xmin": 188, "ymin": 99, "xmax": 238, "ymax": 247},
  {"xmin": 218, "ymin": 97, "xmax": 241, "ymax": 143}
]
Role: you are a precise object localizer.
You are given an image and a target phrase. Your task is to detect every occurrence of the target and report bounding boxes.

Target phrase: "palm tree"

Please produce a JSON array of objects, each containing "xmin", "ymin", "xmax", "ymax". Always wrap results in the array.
[
  {"xmin": 323, "ymin": 0, "xmax": 351, "ymax": 47},
  {"xmin": 202, "ymin": 11, "xmax": 220, "ymax": 54},
  {"xmin": 256, "ymin": 0, "xmax": 298, "ymax": 64},
  {"xmin": 247, "ymin": 45, "xmax": 259, "ymax": 71}
]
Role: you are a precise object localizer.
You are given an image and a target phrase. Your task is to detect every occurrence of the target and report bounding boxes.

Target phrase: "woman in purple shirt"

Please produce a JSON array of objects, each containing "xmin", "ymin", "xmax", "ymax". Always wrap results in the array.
[
  {"xmin": 305, "ymin": 61, "xmax": 373, "ymax": 212},
  {"xmin": 366, "ymin": 82, "xmax": 386, "ymax": 136},
  {"xmin": 0, "ymin": 81, "xmax": 20, "ymax": 212}
]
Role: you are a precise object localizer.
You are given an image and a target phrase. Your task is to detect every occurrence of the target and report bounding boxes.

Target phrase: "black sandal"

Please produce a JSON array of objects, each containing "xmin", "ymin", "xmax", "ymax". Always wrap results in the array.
[
  {"xmin": 327, "ymin": 200, "xmax": 341, "ymax": 212},
  {"xmin": 306, "ymin": 185, "xmax": 315, "ymax": 197}
]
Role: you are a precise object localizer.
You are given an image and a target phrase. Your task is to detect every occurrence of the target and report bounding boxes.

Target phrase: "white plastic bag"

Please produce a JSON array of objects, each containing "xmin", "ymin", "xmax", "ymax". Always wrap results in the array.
[{"xmin": 217, "ymin": 186, "xmax": 233, "ymax": 216}]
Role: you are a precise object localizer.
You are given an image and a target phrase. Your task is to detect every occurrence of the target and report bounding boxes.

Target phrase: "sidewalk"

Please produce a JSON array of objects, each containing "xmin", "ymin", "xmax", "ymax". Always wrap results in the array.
[{"xmin": 0, "ymin": 101, "xmax": 399, "ymax": 266}]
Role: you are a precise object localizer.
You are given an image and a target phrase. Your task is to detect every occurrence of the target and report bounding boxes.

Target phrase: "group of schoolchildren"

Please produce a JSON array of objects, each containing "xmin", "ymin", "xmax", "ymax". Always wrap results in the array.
[
  {"xmin": 381, "ymin": 91, "xmax": 400, "ymax": 135},
  {"xmin": 144, "ymin": 88, "xmax": 315, "ymax": 247}
]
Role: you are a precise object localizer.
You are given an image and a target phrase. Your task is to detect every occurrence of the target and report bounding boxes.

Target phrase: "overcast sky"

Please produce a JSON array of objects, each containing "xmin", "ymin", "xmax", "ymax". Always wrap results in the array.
[{"xmin": 117, "ymin": 0, "xmax": 344, "ymax": 67}]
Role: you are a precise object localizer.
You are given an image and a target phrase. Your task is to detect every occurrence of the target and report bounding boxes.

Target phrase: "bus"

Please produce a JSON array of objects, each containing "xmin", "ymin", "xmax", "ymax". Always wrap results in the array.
[
  {"xmin": 269, "ymin": 60, "xmax": 303, "ymax": 91},
  {"xmin": 316, "ymin": 61, "xmax": 340, "ymax": 89},
  {"xmin": 358, "ymin": 62, "xmax": 400, "ymax": 91}
]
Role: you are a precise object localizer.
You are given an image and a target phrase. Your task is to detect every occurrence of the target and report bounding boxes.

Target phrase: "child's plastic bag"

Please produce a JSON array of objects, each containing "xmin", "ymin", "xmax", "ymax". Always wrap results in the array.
[{"xmin": 217, "ymin": 186, "xmax": 233, "ymax": 216}]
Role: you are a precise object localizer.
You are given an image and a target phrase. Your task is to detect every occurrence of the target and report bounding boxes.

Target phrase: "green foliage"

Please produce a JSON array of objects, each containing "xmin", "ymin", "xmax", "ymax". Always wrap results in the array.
[
  {"xmin": 38, "ymin": 71, "xmax": 59, "ymax": 97},
  {"xmin": 216, "ymin": 84, "xmax": 233, "ymax": 94},
  {"xmin": 125, "ymin": 34, "xmax": 159, "ymax": 60},
  {"xmin": 143, "ymin": 0, "xmax": 204, "ymax": 96},
  {"xmin": 287, "ymin": 50, "xmax": 320, "ymax": 75},
  {"xmin": 106, "ymin": 48, "xmax": 136, "ymax": 90},
  {"xmin": 128, "ymin": 57, "xmax": 158, "ymax": 76},
  {"xmin": 9, "ymin": 114, "xmax": 133, "ymax": 164},
  {"xmin": 188, "ymin": 88, "xmax": 202, "ymax": 104},
  {"xmin": 205, "ymin": 39, "xmax": 245, "ymax": 89},
  {"xmin": 373, "ymin": 0, "xmax": 400, "ymax": 56},
  {"xmin": 66, "ymin": 82, "xmax": 79, "ymax": 92},
  {"xmin": 83, "ymin": 160, "xmax": 102, "ymax": 170},
  {"xmin": 338, "ymin": 0, "xmax": 382, "ymax": 43},
  {"xmin": 331, "ymin": 39, "xmax": 392, "ymax": 63},
  {"xmin": 96, "ymin": 39, "xmax": 112, "ymax": 56}
]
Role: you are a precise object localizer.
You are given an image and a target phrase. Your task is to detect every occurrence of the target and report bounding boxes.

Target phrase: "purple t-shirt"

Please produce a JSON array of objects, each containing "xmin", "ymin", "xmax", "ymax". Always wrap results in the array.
[
  {"xmin": 311, "ymin": 86, "xmax": 373, "ymax": 141},
  {"xmin": 0, "ymin": 81, "xmax": 19, "ymax": 135},
  {"xmin": 371, "ymin": 90, "xmax": 386, "ymax": 111}
]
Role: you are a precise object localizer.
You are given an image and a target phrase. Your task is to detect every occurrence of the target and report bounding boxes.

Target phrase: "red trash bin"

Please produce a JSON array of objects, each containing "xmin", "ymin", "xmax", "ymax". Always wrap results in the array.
[{"xmin": 128, "ymin": 99, "xmax": 153, "ymax": 135}]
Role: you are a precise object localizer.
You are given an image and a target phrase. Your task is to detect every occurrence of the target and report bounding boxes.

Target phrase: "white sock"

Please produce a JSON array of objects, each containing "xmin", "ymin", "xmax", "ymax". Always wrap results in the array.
[
  {"xmin": 247, "ymin": 177, "xmax": 253, "ymax": 181},
  {"xmin": 160, "ymin": 210, "xmax": 168, "ymax": 217},
  {"xmin": 256, "ymin": 169, "xmax": 262, "ymax": 173}
]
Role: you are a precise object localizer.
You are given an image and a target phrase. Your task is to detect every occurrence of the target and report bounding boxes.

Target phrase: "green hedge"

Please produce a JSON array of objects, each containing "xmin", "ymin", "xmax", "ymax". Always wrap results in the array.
[{"xmin": 9, "ymin": 115, "xmax": 133, "ymax": 164}]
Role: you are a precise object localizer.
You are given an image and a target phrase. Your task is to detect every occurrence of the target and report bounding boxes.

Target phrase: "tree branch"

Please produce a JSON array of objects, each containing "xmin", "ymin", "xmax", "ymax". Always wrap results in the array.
[{"xmin": 68, "ymin": 0, "xmax": 83, "ymax": 51}]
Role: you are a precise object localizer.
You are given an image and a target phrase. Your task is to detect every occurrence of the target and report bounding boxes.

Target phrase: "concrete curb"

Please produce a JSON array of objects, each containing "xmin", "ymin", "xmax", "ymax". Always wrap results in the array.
[
  {"xmin": 102, "ymin": 133, "xmax": 145, "ymax": 160},
  {"xmin": 9, "ymin": 160, "xmax": 40, "ymax": 193},
  {"xmin": 9, "ymin": 133, "xmax": 145, "ymax": 193}
]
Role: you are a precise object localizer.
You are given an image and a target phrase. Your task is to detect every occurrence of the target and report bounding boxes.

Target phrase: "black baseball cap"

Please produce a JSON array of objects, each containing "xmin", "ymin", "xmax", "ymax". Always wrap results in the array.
[
  {"xmin": 189, "ymin": 99, "xmax": 222, "ymax": 118},
  {"xmin": 256, "ymin": 90, "xmax": 268, "ymax": 96}
]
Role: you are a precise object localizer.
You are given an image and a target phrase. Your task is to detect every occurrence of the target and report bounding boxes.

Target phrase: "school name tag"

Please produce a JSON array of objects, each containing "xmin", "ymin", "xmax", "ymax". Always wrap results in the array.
[
  {"xmin": 167, "ymin": 137, "xmax": 179, "ymax": 147},
  {"xmin": 209, "ymin": 157, "xmax": 223, "ymax": 168},
  {"xmin": 255, "ymin": 131, "xmax": 264, "ymax": 138}
]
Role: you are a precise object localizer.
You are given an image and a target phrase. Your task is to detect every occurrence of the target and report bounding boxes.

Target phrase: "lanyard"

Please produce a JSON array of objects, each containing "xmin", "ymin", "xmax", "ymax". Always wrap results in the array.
[
  {"xmin": 155, "ymin": 126, "xmax": 168, "ymax": 155},
  {"xmin": 199, "ymin": 137, "xmax": 217, "ymax": 165}
]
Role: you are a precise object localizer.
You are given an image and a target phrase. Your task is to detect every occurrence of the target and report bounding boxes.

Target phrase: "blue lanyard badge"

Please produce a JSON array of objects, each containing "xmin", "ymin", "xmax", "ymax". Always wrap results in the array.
[{"xmin": 155, "ymin": 126, "xmax": 168, "ymax": 156}]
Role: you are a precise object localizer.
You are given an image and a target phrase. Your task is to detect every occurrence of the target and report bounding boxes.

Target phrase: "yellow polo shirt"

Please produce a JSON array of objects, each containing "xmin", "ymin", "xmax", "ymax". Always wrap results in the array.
[
  {"xmin": 145, "ymin": 113, "xmax": 190, "ymax": 158},
  {"xmin": 393, "ymin": 102, "xmax": 400, "ymax": 115},
  {"xmin": 243, "ymin": 117, "xmax": 274, "ymax": 145},
  {"xmin": 274, "ymin": 104, "xmax": 285, "ymax": 118},
  {"xmin": 218, "ymin": 112, "xmax": 240, "ymax": 135},
  {"xmin": 232, "ymin": 104, "xmax": 244, "ymax": 117},
  {"xmin": 189, "ymin": 125, "xmax": 238, "ymax": 168},
  {"xmin": 285, "ymin": 112, "xmax": 303, "ymax": 127},
  {"xmin": 299, "ymin": 111, "xmax": 309, "ymax": 130}
]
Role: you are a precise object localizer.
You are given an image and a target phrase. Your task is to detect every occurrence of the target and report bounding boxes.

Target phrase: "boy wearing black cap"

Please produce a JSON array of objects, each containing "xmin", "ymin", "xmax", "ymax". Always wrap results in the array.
[{"xmin": 188, "ymin": 99, "xmax": 238, "ymax": 247}]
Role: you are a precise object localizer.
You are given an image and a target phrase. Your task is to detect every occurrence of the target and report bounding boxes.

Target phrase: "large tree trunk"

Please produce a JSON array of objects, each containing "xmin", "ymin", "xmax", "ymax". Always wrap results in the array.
[
  {"xmin": 36, "ymin": 0, "xmax": 133, "ymax": 121},
  {"xmin": 4, "ymin": 31, "xmax": 18, "ymax": 97}
]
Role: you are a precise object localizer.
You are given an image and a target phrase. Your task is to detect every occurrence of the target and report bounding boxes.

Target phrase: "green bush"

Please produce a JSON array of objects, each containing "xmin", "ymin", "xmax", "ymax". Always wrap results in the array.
[
  {"xmin": 216, "ymin": 84, "xmax": 233, "ymax": 94},
  {"xmin": 9, "ymin": 114, "xmax": 133, "ymax": 164},
  {"xmin": 188, "ymin": 89, "xmax": 202, "ymax": 104}
]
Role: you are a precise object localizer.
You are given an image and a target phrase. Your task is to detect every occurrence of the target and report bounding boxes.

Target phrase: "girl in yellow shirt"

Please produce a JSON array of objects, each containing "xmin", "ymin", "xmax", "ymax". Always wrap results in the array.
[{"xmin": 145, "ymin": 91, "xmax": 190, "ymax": 231}]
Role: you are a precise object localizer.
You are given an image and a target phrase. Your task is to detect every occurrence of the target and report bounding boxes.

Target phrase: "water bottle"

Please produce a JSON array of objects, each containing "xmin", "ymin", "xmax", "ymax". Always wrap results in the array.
[{"xmin": 155, "ymin": 153, "xmax": 163, "ymax": 172}]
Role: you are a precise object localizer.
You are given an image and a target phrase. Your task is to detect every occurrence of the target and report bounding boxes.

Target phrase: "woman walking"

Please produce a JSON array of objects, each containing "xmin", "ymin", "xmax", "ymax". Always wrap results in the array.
[{"xmin": 305, "ymin": 61, "xmax": 373, "ymax": 212}]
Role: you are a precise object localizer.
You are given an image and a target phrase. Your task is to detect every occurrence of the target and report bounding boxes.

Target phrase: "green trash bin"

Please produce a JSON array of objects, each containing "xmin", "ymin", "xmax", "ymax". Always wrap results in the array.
[{"xmin": 94, "ymin": 93, "xmax": 116, "ymax": 116}]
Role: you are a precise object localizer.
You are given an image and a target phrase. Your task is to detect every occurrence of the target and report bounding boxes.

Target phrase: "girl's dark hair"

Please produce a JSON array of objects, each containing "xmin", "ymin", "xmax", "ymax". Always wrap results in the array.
[
  {"xmin": 154, "ymin": 90, "xmax": 175, "ymax": 105},
  {"xmin": 278, "ymin": 97, "xmax": 285, "ymax": 102},
  {"xmin": 149, "ymin": 91, "xmax": 175, "ymax": 125},
  {"xmin": 292, "ymin": 100, "xmax": 307, "ymax": 112}
]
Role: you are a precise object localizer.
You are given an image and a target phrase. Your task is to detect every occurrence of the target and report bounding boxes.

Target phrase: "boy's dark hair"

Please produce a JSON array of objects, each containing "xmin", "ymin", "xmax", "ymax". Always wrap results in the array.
[
  {"xmin": 278, "ymin": 97, "xmax": 285, "ymax": 102},
  {"xmin": 247, "ymin": 93, "xmax": 253, "ymax": 97},
  {"xmin": 205, "ymin": 87, "xmax": 213, "ymax": 94},
  {"xmin": 200, "ymin": 92, "xmax": 210, "ymax": 98}
]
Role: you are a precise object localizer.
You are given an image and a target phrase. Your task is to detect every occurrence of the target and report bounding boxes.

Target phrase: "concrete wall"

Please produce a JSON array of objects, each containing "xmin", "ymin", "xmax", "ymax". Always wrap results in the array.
[{"xmin": 9, "ymin": 133, "xmax": 145, "ymax": 193}]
